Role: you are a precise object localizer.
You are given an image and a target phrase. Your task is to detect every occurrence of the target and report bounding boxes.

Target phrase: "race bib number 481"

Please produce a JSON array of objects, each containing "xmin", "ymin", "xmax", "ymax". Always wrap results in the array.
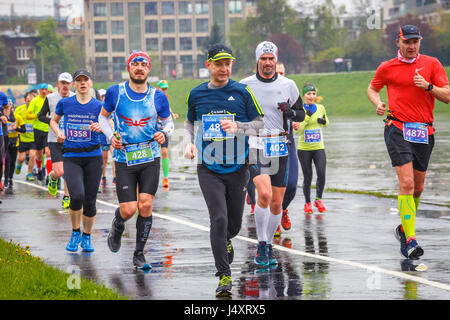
[{"xmin": 202, "ymin": 114, "xmax": 234, "ymax": 140}]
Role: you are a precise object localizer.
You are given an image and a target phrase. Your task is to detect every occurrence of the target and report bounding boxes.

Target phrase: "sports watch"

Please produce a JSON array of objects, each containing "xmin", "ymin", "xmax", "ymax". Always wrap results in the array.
[{"xmin": 425, "ymin": 83, "xmax": 434, "ymax": 91}]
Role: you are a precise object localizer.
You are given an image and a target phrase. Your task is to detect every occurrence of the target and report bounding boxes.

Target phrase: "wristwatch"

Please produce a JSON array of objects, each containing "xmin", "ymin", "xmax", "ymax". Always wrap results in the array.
[{"xmin": 425, "ymin": 83, "xmax": 433, "ymax": 91}]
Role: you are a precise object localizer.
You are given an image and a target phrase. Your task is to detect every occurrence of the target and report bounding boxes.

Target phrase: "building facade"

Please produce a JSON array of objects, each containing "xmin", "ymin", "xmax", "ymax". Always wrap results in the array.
[
  {"xmin": 83, "ymin": 0, "xmax": 256, "ymax": 81},
  {"xmin": 383, "ymin": 0, "xmax": 450, "ymax": 26}
]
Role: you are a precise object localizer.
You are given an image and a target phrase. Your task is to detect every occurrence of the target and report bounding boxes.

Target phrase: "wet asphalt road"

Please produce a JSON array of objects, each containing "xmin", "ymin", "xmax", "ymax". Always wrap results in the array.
[{"xmin": 1, "ymin": 116, "xmax": 450, "ymax": 300}]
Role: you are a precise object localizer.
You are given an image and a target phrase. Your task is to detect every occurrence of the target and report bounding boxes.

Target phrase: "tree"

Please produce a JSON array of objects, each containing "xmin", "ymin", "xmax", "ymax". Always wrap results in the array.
[
  {"xmin": 270, "ymin": 33, "xmax": 306, "ymax": 74},
  {"xmin": 434, "ymin": 11, "xmax": 450, "ymax": 66},
  {"xmin": 345, "ymin": 30, "xmax": 389, "ymax": 71},
  {"xmin": 206, "ymin": 22, "xmax": 224, "ymax": 49}
]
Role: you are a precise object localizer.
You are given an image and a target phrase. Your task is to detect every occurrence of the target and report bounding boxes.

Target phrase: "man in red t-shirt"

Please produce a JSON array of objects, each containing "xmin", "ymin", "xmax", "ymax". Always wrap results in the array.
[{"xmin": 368, "ymin": 24, "xmax": 450, "ymax": 260}]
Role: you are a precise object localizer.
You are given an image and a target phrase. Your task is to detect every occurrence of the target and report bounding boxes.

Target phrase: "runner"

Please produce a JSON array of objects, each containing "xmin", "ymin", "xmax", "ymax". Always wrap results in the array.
[
  {"xmin": 27, "ymin": 83, "xmax": 51, "ymax": 182},
  {"xmin": 156, "ymin": 80, "xmax": 178, "ymax": 189},
  {"xmin": 100, "ymin": 50, "xmax": 173, "ymax": 270},
  {"xmin": 97, "ymin": 89, "xmax": 114, "ymax": 188},
  {"xmin": 14, "ymin": 91, "xmax": 38, "ymax": 181},
  {"xmin": 184, "ymin": 43, "xmax": 264, "ymax": 296},
  {"xmin": 240, "ymin": 41, "xmax": 304, "ymax": 267},
  {"xmin": 293, "ymin": 83, "xmax": 329, "ymax": 215},
  {"xmin": 367, "ymin": 24, "xmax": 450, "ymax": 259},
  {"xmin": 50, "ymin": 69, "xmax": 103, "ymax": 252},
  {"xmin": 38, "ymin": 72, "xmax": 74, "ymax": 209},
  {"xmin": 0, "ymin": 92, "xmax": 10, "ymax": 190}
]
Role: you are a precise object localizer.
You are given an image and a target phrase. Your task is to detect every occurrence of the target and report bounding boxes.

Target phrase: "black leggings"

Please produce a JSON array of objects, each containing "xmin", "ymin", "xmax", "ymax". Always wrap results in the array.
[
  {"xmin": 63, "ymin": 156, "xmax": 103, "ymax": 217},
  {"xmin": 4, "ymin": 140, "xmax": 18, "ymax": 181},
  {"xmin": 197, "ymin": 164, "xmax": 249, "ymax": 277},
  {"xmin": 297, "ymin": 149, "xmax": 326, "ymax": 203}
]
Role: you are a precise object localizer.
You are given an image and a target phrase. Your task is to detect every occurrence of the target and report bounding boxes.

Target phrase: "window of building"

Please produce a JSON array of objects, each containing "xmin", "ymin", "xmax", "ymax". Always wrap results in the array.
[
  {"xmin": 229, "ymin": 0, "xmax": 242, "ymax": 14},
  {"xmin": 111, "ymin": 21, "xmax": 124, "ymax": 34},
  {"xmin": 112, "ymin": 57, "xmax": 125, "ymax": 72},
  {"xmin": 145, "ymin": 20, "xmax": 158, "ymax": 33},
  {"xmin": 179, "ymin": 19, "xmax": 192, "ymax": 32},
  {"xmin": 162, "ymin": 20, "xmax": 175, "ymax": 33},
  {"xmin": 146, "ymin": 38, "xmax": 159, "ymax": 51},
  {"xmin": 93, "ymin": 3, "xmax": 106, "ymax": 16},
  {"xmin": 162, "ymin": 1, "xmax": 175, "ymax": 15},
  {"xmin": 246, "ymin": 0, "xmax": 256, "ymax": 6},
  {"xmin": 145, "ymin": 2, "xmax": 158, "ymax": 15},
  {"xmin": 181, "ymin": 55, "xmax": 194, "ymax": 76},
  {"xmin": 16, "ymin": 47, "xmax": 30, "ymax": 61},
  {"xmin": 195, "ymin": 0, "xmax": 208, "ymax": 14},
  {"xmin": 163, "ymin": 38, "xmax": 176, "ymax": 50},
  {"xmin": 179, "ymin": 1, "xmax": 193, "ymax": 14},
  {"xmin": 196, "ymin": 37, "xmax": 208, "ymax": 50},
  {"xmin": 180, "ymin": 37, "xmax": 193, "ymax": 50},
  {"xmin": 196, "ymin": 19, "xmax": 208, "ymax": 32},
  {"xmin": 95, "ymin": 39, "xmax": 108, "ymax": 52},
  {"xmin": 95, "ymin": 57, "xmax": 108, "ymax": 74},
  {"xmin": 112, "ymin": 39, "xmax": 124, "ymax": 52},
  {"xmin": 94, "ymin": 21, "xmax": 107, "ymax": 34},
  {"xmin": 110, "ymin": 2, "xmax": 123, "ymax": 16}
]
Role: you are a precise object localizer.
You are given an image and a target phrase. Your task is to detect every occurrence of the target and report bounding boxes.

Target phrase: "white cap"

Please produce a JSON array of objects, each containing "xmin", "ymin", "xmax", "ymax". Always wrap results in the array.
[
  {"xmin": 58, "ymin": 72, "xmax": 73, "ymax": 83},
  {"xmin": 98, "ymin": 89, "xmax": 106, "ymax": 96},
  {"xmin": 255, "ymin": 41, "xmax": 278, "ymax": 63}
]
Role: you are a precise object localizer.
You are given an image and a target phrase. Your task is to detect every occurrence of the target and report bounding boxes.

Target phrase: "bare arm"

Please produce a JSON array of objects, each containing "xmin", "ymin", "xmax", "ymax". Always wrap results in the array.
[
  {"xmin": 367, "ymin": 85, "xmax": 387, "ymax": 116},
  {"xmin": 50, "ymin": 113, "xmax": 65, "ymax": 143}
]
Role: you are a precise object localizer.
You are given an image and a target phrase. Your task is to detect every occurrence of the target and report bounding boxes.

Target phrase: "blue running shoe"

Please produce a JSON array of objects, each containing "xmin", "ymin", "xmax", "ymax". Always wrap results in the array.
[
  {"xmin": 26, "ymin": 173, "xmax": 34, "ymax": 181},
  {"xmin": 15, "ymin": 164, "xmax": 22, "ymax": 175},
  {"xmin": 81, "ymin": 234, "xmax": 95, "ymax": 252},
  {"xmin": 267, "ymin": 244, "xmax": 278, "ymax": 265},
  {"xmin": 394, "ymin": 225, "xmax": 408, "ymax": 257},
  {"xmin": 254, "ymin": 241, "xmax": 269, "ymax": 266},
  {"xmin": 404, "ymin": 238, "xmax": 424, "ymax": 260},
  {"xmin": 66, "ymin": 231, "xmax": 81, "ymax": 252},
  {"xmin": 133, "ymin": 250, "xmax": 151, "ymax": 270}
]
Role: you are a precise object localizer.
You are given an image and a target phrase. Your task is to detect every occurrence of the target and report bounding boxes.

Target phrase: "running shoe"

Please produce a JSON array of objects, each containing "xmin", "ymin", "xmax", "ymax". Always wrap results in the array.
[
  {"xmin": 403, "ymin": 237, "xmax": 424, "ymax": 260},
  {"xmin": 107, "ymin": 218, "xmax": 125, "ymax": 253},
  {"xmin": 254, "ymin": 241, "xmax": 269, "ymax": 266},
  {"xmin": 304, "ymin": 202, "xmax": 313, "ymax": 214},
  {"xmin": 133, "ymin": 250, "xmax": 151, "ymax": 270},
  {"xmin": 80, "ymin": 234, "xmax": 95, "ymax": 252},
  {"xmin": 62, "ymin": 196, "xmax": 70, "ymax": 209},
  {"xmin": 66, "ymin": 231, "xmax": 81, "ymax": 252},
  {"xmin": 0, "ymin": 181, "xmax": 3, "ymax": 191},
  {"xmin": 162, "ymin": 177, "xmax": 169, "ymax": 188},
  {"xmin": 7, "ymin": 179, "xmax": 13, "ymax": 188},
  {"xmin": 227, "ymin": 239, "xmax": 234, "ymax": 264},
  {"xmin": 274, "ymin": 225, "xmax": 281, "ymax": 237},
  {"xmin": 267, "ymin": 244, "xmax": 278, "ymax": 265},
  {"xmin": 394, "ymin": 224, "xmax": 407, "ymax": 257},
  {"xmin": 37, "ymin": 169, "xmax": 44, "ymax": 181},
  {"xmin": 15, "ymin": 164, "xmax": 22, "ymax": 175},
  {"xmin": 26, "ymin": 173, "xmax": 34, "ymax": 181},
  {"xmin": 101, "ymin": 177, "xmax": 107, "ymax": 187},
  {"xmin": 48, "ymin": 176, "xmax": 58, "ymax": 196},
  {"xmin": 250, "ymin": 204, "xmax": 255, "ymax": 214},
  {"xmin": 314, "ymin": 199, "xmax": 326, "ymax": 213},
  {"xmin": 216, "ymin": 275, "xmax": 232, "ymax": 297},
  {"xmin": 281, "ymin": 209, "xmax": 291, "ymax": 230},
  {"xmin": 246, "ymin": 194, "xmax": 251, "ymax": 205}
]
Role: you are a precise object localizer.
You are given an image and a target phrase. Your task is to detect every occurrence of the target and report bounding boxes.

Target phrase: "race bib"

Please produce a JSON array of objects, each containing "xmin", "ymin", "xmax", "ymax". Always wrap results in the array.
[
  {"xmin": 66, "ymin": 123, "xmax": 91, "ymax": 142},
  {"xmin": 7, "ymin": 122, "xmax": 14, "ymax": 133},
  {"xmin": 263, "ymin": 136, "xmax": 288, "ymax": 158},
  {"xmin": 125, "ymin": 142, "xmax": 154, "ymax": 166},
  {"xmin": 304, "ymin": 129, "xmax": 321, "ymax": 143},
  {"xmin": 202, "ymin": 114, "xmax": 234, "ymax": 140},
  {"xmin": 403, "ymin": 122, "xmax": 428, "ymax": 144},
  {"xmin": 25, "ymin": 124, "xmax": 34, "ymax": 133}
]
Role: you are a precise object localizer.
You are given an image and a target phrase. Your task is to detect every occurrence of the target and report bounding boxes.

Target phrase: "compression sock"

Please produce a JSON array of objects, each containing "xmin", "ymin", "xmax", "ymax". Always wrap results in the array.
[
  {"xmin": 162, "ymin": 158, "xmax": 169, "ymax": 178},
  {"xmin": 46, "ymin": 158, "xmax": 52, "ymax": 174},
  {"xmin": 254, "ymin": 204, "xmax": 269, "ymax": 243},
  {"xmin": 266, "ymin": 212, "xmax": 282, "ymax": 244},
  {"xmin": 36, "ymin": 159, "xmax": 42, "ymax": 169},
  {"xmin": 414, "ymin": 196, "xmax": 421, "ymax": 212},
  {"xmin": 398, "ymin": 195, "xmax": 416, "ymax": 240},
  {"xmin": 136, "ymin": 215, "xmax": 153, "ymax": 252}
]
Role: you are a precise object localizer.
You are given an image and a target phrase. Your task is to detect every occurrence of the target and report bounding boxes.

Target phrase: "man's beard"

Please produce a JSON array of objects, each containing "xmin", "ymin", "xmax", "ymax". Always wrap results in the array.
[{"xmin": 130, "ymin": 73, "xmax": 148, "ymax": 84}]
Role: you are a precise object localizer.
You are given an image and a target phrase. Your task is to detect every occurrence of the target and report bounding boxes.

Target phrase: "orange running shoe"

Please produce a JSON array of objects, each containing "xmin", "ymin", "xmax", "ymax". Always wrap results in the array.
[
  {"xmin": 314, "ymin": 199, "xmax": 326, "ymax": 213},
  {"xmin": 281, "ymin": 209, "xmax": 291, "ymax": 230},
  {"xmin": 304, "ymin": 202, "xmax": 313, "ymax": 214},
  {"xmin": 162, "ymin": 177, "xmax": 169, "ymax": 188}
]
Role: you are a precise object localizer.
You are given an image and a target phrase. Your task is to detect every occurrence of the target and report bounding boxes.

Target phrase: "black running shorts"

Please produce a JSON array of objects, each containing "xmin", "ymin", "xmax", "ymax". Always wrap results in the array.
[
  {"xmin": 48, "ymin": 142, "xmax": 64, "ymax": 163},
  {"xmin": 384, "ymin": 125, "xmax": 434, "ymax": 172},
  {"xmin": 248, "ymin": 148, "xmax": 289, "ymax": 188},
  {"xmin": 33, "ymin": 128, "xmax": 48, "ymax": 150},
  {"xmin": 115, "ymin": 158, "xmax": 161, "ymax": 203}
]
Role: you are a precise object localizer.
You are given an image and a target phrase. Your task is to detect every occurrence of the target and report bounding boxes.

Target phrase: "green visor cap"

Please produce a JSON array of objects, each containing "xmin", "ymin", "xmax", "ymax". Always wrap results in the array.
[
  {"xmin": 207, "ymin": 44, "xmax": 236, "ymax": 61},
  {"xmin": 302, "ymin": 85, "xmax": 316, "ymax": 96}
]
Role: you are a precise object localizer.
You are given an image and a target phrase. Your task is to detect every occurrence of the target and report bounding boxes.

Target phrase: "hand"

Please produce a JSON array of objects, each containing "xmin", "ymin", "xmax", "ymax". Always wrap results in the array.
[
  {"xmin": 277, "ymin": 101, "xmax": 295, "ymax": 118},
  {"xmin": 111, "ymin": 131, "xmax": 122, "ymax": 150},
  {"xmin": 90, "ymin": 121, "xmax": 102, "ymax": 133},
  {"xmin": 154, "ymin": 131, "xmax": 166, "ymax": 145},
  {"xmin": 171, "ymin": 112, "xmax": 179, "ymax": 120},
  {"xmin": 220, "ymin": 120, "xmax": 238, "ymax": 134},
  {"xmin": 0, "ymin": 115, "xmax": 7, "ymax": 124},
  {"xmin": 317, "ymin": 115, "xmax": 326, "ymax": 125},
  {"xmin": 56, "ymin": 131, "xmax": 66, "ymax": 143},
  {"xmin": 292, "ymin": 122, "xmax": 300, "ymax": 131},
  {"xmin": 376, "ymin": 102, "xmax": 386, "ymax": 116},
  {"xmin": 184, "ymin": 142, "xmax": 196, "ymax": 160},
  {"xmin": 413, "ymin": 69, "xmax": 429, "ymax": 90}
]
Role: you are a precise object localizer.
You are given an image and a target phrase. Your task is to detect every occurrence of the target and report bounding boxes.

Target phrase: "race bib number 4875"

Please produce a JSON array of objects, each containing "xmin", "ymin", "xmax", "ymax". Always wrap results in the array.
[{"xmin": 403, "ymin": 122, "xmax": 428, "ymax": 144}]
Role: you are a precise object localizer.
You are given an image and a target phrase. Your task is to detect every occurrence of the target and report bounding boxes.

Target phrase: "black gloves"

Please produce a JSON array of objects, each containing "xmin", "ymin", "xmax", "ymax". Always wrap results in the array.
[
  {"xmin": 277, "ymin": 101, "xmax": 296, "ymax": 119},
  {"xmin": 317, "ymin": 115, "xmax": 326, "ymax": 124}
]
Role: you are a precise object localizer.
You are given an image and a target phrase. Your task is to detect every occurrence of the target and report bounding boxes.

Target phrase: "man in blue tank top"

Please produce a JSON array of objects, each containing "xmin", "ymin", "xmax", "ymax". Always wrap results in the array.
[{"xmin": 99, "ymin": 50, "xmax": 173, "ymax": 270}]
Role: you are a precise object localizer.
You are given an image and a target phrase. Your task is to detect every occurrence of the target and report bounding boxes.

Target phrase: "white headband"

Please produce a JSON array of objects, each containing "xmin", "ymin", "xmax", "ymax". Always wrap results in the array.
[{"xmin": 255, "ymin": 41, "xmax": 278, "ymax": 62}]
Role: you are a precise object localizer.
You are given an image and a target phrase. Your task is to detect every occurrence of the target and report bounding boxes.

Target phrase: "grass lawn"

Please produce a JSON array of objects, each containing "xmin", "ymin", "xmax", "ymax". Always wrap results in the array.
[
  {"xmin": 94, "ymin": 67, "xmax": 450, "ymax": 120},
  {"xmin": 0, "ymin": 238, "xmax": 127, "ymax": 300}
]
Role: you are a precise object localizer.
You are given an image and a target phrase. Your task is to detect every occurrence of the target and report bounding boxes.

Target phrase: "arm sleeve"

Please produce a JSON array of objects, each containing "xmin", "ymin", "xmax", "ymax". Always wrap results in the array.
[
  {"xmin": 184, "ymin": 120, "xmax": 194, "ymax": 146},
  {"xmin": 186, "ymin": 92, "xmax": 196, "ymax": 123},
  {"xmin": 290, "ymin": 96, "xmax": 306, "ymax": 122},
  {"xmin": 99, "ymin": 114, "xmax": 114, "ymax": 143},
  {"xmin": 37, "ymin": 98, "xmax": 51, "ymax": 124},
  {"xmin": 235, "ymin": 115, "xmax": 264, "ymax": 135}
]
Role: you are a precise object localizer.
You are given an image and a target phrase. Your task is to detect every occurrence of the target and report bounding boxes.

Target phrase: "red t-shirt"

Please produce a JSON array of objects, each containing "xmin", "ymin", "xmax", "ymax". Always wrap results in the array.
[{"xmin": 371, "ymin": 54, "xmax": 449, "ymax": 134}]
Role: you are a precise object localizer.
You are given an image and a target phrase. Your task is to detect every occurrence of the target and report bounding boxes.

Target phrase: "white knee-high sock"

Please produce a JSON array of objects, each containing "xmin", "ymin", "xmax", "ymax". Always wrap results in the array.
[
  {"xmin": 254, "ymin": 204, "xmax": 269, "ymax": 243},
  {"xmin": 266, "ymin": 212, "xmax": 282, "ymax": 245}
]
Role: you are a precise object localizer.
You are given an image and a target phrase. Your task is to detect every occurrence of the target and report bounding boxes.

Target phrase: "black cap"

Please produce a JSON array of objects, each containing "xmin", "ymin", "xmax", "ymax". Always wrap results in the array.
[
  {"xmin": 398, "ymin": 25, "xmax": 422, "ymax": 40},
  {"xmin": 207, "ymin": 44, "xmax": 236, "ymax": 61},
  {"xmin": 73, "ymin": 69, "xmax": 93, "ymax": 81}
]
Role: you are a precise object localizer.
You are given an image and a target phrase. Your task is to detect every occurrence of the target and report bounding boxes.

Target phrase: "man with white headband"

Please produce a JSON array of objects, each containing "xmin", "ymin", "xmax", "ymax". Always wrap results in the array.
[
  {"xmin": 99, "ymin": 50, "xmax": 173, "ymax": 270},
  {"xmin": 241, "ymin": 41, "xmax": 305, "ymax": 267}
]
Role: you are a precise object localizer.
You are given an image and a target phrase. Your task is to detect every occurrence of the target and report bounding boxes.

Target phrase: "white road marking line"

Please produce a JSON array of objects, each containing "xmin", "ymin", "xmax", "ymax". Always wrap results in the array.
[{"xmin": 14, "ymin": 180, "xmax": 450, "ymax": 293}]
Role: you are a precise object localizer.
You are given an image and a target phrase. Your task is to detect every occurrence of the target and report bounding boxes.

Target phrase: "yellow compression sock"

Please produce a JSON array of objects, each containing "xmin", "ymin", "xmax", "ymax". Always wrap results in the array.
[
  {"xmin": 414, "ymin": 196, "xmax": 420, "ymax": 212},
  {"xmin": 398, "ymin": 195, "xmax": 416, "ymax": 240}
]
